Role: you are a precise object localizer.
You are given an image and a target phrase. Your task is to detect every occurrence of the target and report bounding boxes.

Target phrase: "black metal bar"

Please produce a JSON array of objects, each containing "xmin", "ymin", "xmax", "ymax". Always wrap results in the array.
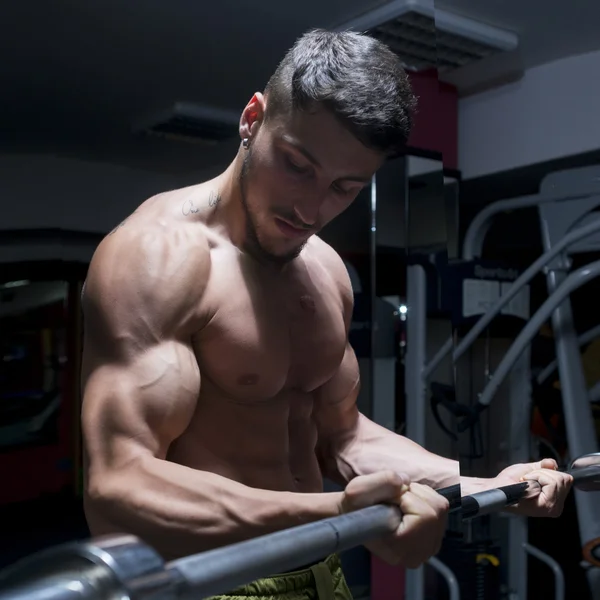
[
  {"xmin": 461, "ymin": 482, "xmax": 531, "ymax": 520},
  {"xmin": 1, "ymin": 464, "xmax": 599, "ymax": 600},
  {"xmin": 169, "ymin": 504, "xmax": 400, "ymax": 599},
  {"xmin": 437, "ymin": 484, "xmax": 461, "ymax": 512}
]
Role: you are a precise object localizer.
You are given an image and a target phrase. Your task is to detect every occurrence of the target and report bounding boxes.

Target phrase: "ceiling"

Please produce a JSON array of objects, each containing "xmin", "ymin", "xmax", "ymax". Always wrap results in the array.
[{"xmin": 1, "ymin": 0, "xmax": 600, "ymax": 176}]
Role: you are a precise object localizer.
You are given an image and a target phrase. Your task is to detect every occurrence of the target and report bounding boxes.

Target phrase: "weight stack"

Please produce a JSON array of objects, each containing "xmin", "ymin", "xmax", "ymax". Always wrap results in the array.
[{"xmin": 427, "ymin": 533, "xmax": 502, "ymax": 600}]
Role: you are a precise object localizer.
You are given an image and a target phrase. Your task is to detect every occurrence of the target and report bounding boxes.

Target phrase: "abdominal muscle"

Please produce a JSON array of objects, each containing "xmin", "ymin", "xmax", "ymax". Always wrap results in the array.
[
  {"xmin": 168, "ymin": 386, "xmax": 325, "ymax": 494},
  {"xmin": 84, "ymin": 388, "xmax": 324, "ymax": 541}
]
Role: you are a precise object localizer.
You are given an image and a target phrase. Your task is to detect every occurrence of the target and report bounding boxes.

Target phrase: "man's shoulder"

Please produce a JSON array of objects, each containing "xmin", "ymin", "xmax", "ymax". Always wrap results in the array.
[
  {"xmin": 307, "ymin": 236, "xmax": 354, "ymax": 311},
  {"xmin": 94, "ymin": 208, "xmax": 212, "ymax": 277},
  {"xmin": 85, "ymin": 205, "xmax": 212, "ymax": 333}
]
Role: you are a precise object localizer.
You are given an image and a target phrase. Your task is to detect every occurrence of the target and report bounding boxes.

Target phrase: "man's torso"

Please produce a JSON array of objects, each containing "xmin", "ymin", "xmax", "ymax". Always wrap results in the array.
[{"xmin": 86, "ymin": 184, "xmax": 350, "ymax": 497}]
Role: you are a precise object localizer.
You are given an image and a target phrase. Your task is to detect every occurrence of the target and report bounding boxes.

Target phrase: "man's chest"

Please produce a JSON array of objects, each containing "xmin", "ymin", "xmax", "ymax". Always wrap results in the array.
[{"xmin": 193, "ymin": 251, "xmax": 348, "ymax": 400}]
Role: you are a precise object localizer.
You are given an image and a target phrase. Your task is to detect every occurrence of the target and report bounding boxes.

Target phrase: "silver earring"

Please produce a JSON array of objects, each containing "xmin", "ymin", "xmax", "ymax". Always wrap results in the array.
[{"xmin": 242, "ymin": 138, "xmax": 249, "ymax": 149}]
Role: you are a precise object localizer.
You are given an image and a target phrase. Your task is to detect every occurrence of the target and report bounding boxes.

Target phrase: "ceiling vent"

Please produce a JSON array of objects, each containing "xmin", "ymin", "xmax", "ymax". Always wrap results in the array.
[
  {"xmin": 133, "ymin": 102, "xmax": 240, "ymax": 144},
  {"xmin": 334, "ymin": 0, "xmax": 518, "ymax": 73}
]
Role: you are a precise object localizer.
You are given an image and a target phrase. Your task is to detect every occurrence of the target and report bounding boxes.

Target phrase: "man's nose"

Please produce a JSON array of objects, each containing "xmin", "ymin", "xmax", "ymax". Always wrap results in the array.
[{"xmin": 293, "ymin": 193, "xmax": 324, "ymax": 227}]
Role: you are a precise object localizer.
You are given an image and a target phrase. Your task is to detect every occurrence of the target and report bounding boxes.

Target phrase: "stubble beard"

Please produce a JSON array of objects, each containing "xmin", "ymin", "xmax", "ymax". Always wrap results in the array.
[{"xmin": 238, "ymin": 147, "xmax": 307, "ymax": 266}]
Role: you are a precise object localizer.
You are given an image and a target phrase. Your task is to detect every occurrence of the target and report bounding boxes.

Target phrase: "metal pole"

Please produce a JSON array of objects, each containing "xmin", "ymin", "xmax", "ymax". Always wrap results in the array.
[
  {"xmin": 507, "ymin": 349, "xmax": 532, "ymax": 600},
  {"xmin": 423, "ymin": 336, "xmax": 453, "ymax": 381},
  {"xmin": 455, "ymin": 219, "xmax": 600, "ymax": 363},
  {"xmin": 545, "ymin": 268, "xmax": 598, "ymax": 459},
  {"xmin": 405, "ymin": 263, "xmax": 428, "ymax": 445},
  {"xmin": 545, "ymin": 269, "xmax": 600, "ymax": 599},
  {"xmin": 523, "ymin": 543, "xmax": 565, "ymax": 600},
  {"xmin": 475, "ymin": 260, "xmax": 600, "ymax": 411},
  {"xmin": 428, "ymin": 557, "xmax": 460, "ymax": 600},
  {"xmin": 404, "ymin": 262, "xmax": 428, "ymax": 600},
  {"xmin": 422, "ymin": 220, "xmax": 600, "ymax": 387},
  {"xmin": 369, "ymin": 175, "xmax": 377, "ymax": 423},
  {"xmin": 461, "ymin": 193, "xmax": 584, "ymax": 261}
]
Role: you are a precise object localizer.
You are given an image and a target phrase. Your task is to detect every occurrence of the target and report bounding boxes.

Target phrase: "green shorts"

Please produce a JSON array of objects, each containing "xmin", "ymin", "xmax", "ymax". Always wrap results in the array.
[{"xmin": 205, "ymin": 554, "xmax": 354, "ymax": 599}]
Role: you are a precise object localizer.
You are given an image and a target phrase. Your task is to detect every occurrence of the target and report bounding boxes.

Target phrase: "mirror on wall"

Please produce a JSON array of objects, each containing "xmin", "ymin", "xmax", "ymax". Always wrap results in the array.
[{"xmin": 0, "ymin": 279, "xmax": 68, "ymax": 451}]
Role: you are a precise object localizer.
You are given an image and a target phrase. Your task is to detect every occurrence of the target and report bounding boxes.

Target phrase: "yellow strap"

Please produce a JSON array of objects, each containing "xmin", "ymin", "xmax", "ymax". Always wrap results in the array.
[
  {"xmin": 476, "ymin": 553, "xmax": 500, "ymax": 567},
  {"xmin": 310, "ymin": 561, "xmax": 336, "ymax": 599}
]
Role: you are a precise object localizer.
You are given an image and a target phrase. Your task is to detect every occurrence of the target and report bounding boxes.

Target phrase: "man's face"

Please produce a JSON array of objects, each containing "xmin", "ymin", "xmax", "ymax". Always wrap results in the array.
[{"xmin": 238, "ymin": 104, "xmax": 384, "ymax": 264}]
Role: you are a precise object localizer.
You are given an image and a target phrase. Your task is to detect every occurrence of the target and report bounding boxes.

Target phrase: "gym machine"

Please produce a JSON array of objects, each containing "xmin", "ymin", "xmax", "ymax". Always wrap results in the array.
[
  {"xmin": 463, "ymin": 165, "xmax": 600, "ymax": 600},
  {"xmin": 406, "ymin": 165, "xmax": 600, "ymax": 598},
  {"xmin": 404, "ymin": 249, "xmax": 530, "ymax": 600}
]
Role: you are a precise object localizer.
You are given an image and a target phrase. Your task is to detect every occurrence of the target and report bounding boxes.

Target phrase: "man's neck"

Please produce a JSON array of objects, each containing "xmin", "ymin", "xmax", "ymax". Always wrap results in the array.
[{"xmin": 206, "ymin": 156, "xmax": 247, "ymax": 249}]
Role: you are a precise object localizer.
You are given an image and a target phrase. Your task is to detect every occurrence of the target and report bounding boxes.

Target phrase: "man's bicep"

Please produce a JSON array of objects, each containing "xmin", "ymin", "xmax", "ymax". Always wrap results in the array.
[
  {"xmin": 82, "ymin": 340, "xmax": 200, "ymax": 477},
  {"xmin": 313, "ymin": 341, "xmax": 361, "ymax": 438},
  {"xmin": 80, "ymin": 229, "xmax": 205, "ymax": 480}
]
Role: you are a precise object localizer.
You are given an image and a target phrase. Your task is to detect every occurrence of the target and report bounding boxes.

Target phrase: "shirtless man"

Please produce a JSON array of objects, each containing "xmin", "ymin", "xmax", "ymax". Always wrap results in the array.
[{"xmin": 80, "ymin": 29, "xmax": 573, "ymax": 599}]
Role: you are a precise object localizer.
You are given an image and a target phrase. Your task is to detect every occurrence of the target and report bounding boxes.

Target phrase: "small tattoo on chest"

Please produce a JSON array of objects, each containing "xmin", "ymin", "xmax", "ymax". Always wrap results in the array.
[
  {"xmin": 299, "ymin": 295, "xmax": 316, "ymax": 314},
  {"xmin": 208, "ymin": 190, "xmax": 221, "ymax": 207},
  {"xmin": 182, "ymin": 198, "xmax": 200, "ymax": 216}
]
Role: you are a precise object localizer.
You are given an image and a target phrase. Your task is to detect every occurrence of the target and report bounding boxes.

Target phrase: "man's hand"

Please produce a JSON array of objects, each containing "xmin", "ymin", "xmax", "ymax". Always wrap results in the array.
[
  {"xmin": 340, "ymin": 472, "xmax": 450, "ymax": 568},
  {"xmin": 493, "ymin": 458, "xmax": 574, "ymax": 518}
]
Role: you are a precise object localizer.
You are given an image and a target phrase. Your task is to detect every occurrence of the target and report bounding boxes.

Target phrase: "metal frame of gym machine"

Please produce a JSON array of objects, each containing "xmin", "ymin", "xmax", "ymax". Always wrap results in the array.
[
  {"xmin": 405, "ymin": 165, "xmax": 600, "ymax": 600},
  {"xmin": 365, "ymin": 154, "xmax": 461, "ymax": 600}
]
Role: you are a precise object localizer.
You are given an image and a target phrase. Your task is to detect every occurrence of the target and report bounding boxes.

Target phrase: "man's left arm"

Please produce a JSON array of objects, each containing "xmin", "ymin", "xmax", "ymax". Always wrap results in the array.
[
  {"xmin": 313, "ymin": 339, "xmax": 573, "ymax": 518},
  {"xmin": 313, "ymin": 339, "xmax": 461, "ymax": 491},
  {"xmin": 314, "ymin": 252, "xmax": 573, "ymax": 517}
]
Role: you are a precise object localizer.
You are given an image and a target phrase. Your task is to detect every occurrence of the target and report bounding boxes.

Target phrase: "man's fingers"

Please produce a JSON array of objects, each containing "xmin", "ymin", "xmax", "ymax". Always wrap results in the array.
[
  {"xmin": 397, "ymin": 490, "xmax": 447, "ymax": 556},
  {"xmin": 523, "ymin": 469, "xmax": 572, "ymax": 487},
  {"xmin": 403, "ymin": 482, "xmax": 450, "ymax": 516},
  {"xmin": 522, "ymin": 469, "xmax": 573, "ymax": 516},
  {"xmin": 367, "ymin": 483, "xmax": 451, "ymax": 569},
  {"xmin": 343, "ymin": 470, "xmax": 410, "ymax": 511},
  {"xmin": 539, "ymin": 458, "xmax": 559, "ymax": 470}
]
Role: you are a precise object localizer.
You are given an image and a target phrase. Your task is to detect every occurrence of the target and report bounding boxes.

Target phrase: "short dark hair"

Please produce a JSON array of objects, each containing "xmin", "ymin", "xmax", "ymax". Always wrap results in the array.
[{"xmin": 264, "ymin": 28, "xmax": 417, "ymax": 157}]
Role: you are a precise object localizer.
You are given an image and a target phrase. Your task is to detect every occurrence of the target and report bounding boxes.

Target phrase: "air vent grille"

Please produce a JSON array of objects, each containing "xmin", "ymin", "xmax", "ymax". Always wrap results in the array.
[
  {"xmin": 334, "ymin": 0, "xmax": 518, "ymax": 73},
  {"xmin": 370, "ymin": 12, "xmax": 499, "ymax": 72}
]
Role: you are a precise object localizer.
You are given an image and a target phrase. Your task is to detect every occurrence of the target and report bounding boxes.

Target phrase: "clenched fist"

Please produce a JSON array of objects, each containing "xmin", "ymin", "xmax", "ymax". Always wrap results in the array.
[
  {"xmin": 493, "ymin": 458, "xmax": 573, "ymax": 518},
  {"xmin": 339, "ymin": 471, "xmax": 450, "ymax": 568}
]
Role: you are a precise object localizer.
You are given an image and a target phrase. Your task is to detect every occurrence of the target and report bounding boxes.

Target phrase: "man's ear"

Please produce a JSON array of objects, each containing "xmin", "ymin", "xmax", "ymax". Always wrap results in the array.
[{"xmin": 239, "ymin": 92, "xmax": 266, "ymax": 141}]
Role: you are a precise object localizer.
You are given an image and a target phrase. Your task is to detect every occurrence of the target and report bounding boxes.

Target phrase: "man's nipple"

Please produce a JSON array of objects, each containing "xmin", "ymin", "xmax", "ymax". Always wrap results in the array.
[{"xmin": 237, "ymin": 373, "xmax": 259, "ymax": 386}]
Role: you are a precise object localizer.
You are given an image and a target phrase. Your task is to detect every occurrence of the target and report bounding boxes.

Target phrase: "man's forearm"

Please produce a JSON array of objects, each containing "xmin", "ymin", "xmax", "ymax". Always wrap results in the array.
[
  {"xmin": 88, "ymin": 455, "xmax": 343, "ymax": 560},
  {"xmin": 319, "ymin": 412, "xmax": 460, "ymax": 490},
  {"xmin": 460, "ymin": 475, "xmax": 495, "ymax": 495}
]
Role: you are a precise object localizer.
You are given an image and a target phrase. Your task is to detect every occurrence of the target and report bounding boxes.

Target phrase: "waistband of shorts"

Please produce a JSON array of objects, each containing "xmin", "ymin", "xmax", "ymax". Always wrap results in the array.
[
  {"xmin": 274, "ymin": 553, "xmax": 342, "ymax": 576},
  {"xmin": 215, "ymin": 553, "xmax": 344, "ymax": 596}
]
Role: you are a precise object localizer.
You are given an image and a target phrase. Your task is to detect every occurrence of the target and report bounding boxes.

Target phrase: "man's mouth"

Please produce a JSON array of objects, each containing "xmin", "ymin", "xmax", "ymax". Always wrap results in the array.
[{"xmin": 274, "ymin": 217, "xmax": 311, "ymax": 239}]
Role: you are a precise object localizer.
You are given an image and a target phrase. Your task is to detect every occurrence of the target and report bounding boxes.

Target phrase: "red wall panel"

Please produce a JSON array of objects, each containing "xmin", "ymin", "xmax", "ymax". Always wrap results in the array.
[{"xmin": 408, "ymin": 70, "xmax": 458, "ymax": 169}]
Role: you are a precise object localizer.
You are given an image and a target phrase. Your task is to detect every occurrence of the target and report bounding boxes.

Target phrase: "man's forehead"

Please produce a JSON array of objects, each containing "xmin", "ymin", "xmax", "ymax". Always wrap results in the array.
[{"xmin": 269, "ymin": 110, "xmax": 383, "ymax": 173}]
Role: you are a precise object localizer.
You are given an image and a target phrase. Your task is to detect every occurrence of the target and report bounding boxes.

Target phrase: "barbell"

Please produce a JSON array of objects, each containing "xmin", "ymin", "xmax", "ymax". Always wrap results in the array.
[{"xmin": 0, "ymin": 453, "xmax": 598, "ymax": 600}]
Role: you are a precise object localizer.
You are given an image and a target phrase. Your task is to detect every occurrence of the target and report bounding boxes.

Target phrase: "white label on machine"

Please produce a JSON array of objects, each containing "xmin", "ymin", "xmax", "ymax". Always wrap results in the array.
[
  {"xmin": 462, "ymin": 279, "xmax": 530, "ymax": 319},
  {"xmin": 500, "ymin": 281, "xmax": 530, "ymax": 320},
  {"xmin": 463, "ymin": 279, "xmax": 500, "ymax": 317}
]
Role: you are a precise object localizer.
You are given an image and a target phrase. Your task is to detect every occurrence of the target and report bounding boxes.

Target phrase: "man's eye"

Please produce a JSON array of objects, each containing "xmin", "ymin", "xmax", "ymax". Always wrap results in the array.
[
  {"xmin": 286, "ymin": 156, "xmax": 309, "ymax": 173},
  {"xmin": 332, "ymin": 183, "xmax": 350, "ymax": 194}
]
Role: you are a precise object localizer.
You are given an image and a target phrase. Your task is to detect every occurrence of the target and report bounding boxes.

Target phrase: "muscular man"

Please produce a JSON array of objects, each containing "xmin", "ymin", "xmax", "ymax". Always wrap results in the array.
[{"xmin": 81, "ymin": 29, "xmax": 573, "ymax": 599}]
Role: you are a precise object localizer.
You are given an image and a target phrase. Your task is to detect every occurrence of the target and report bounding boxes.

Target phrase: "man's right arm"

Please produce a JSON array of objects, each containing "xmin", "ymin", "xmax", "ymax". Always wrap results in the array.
[{"xmin": 81, "ymin": 226, "xmax": 343, "ymax": 560}]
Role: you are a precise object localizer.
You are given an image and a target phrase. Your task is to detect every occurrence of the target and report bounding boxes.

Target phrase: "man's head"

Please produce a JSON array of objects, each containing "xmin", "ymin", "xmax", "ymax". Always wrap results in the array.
[{"xmin": 236, "ymin": 28, "xmax": 417, "ymax": 264}]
